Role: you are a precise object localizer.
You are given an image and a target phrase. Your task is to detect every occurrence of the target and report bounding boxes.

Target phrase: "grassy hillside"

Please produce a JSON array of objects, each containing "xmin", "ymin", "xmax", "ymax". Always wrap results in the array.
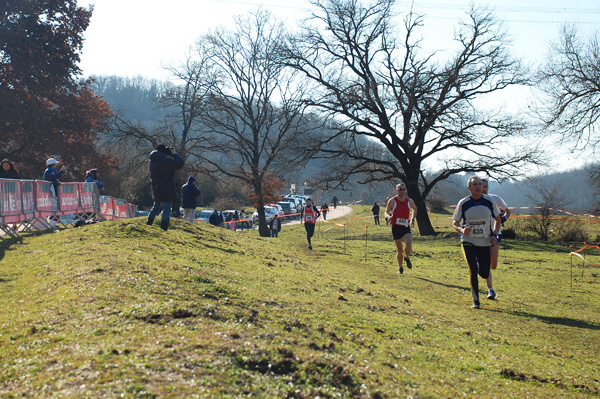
[{"xmin": 1, "ymin": 207, "xmax": 599, "ymax": 398}]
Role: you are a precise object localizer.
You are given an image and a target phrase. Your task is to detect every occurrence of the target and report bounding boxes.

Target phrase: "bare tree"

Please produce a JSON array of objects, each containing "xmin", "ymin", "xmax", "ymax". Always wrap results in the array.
[
  {"xmin": 161, "ymin": 53, "xmax": 217, "ymax": 160},
  {"xmin": 282, "ymin": 0, "xmax": 540, "ymax": 235},
  {"xmin": 537, "ymin": 24, "xmax": 600, "ymax": 150},
  {"xmin": 194, "ymin": 10, "xmax": 317, "ymax": 236},
  {"xmin": 525, "ymin": 179, "xmax": 569, "ymax": 241},
  {"xmin": 588, "ymin": 163, "xmax": 600, "ymax": 214}
]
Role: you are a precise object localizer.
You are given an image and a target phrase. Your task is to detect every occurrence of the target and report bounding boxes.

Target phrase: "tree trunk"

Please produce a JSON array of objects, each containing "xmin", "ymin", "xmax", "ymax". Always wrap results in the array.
[
  {"xmin": 408, "ymin": 184, "xmax": 436, "ymax": 236},
  {"xmin": 256, "ymin": 204, "xmax": 271, "ymax": 237}
]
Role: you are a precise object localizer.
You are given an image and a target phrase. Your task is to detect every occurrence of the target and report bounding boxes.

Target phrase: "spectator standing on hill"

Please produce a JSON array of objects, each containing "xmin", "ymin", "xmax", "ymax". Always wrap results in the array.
[
  {"xmin": 332, "ymin": 195, "xmax": 338, "ymax": 209},
  {"xmin": 481, "ymin": 178, "xmax": 511, "ymax": 300},
  {"xmin": 303, "ymin": 197, "xmax": 321, "ymax": 250},
  {"xmin": 181, "ymin": 176, "xmax": 201, "ymax": 224},
  {"xmin": 321, "ymin": 202, "xmax": 329, "ymax": 220},
  {"xmin": 209, "ymin": 210, "xmax": 219, "ymax": 226},
  {"xmin": 269, "ymin": 213, "xmax": 281, "ymax": 237},
  {"xmin": 0, "ymin": 159, "xmax": 20, "ymax": 179},
  {"xmin": 372, "ymin": 202, "xmax": 381, "ymax": 225},
  {"xmin": 297, "ymin": 202, "xmax": 304, "ymax": 223},
  {"xmin": 146, "ymin": 144, "xmax": 185, "ymax": 231},
  {"xmin": 85, "ymin": 169, "xmax": 104, "ymax": 189},
  {"xmin": 384, "ymin": 183, "xmax": 417, "ymax": 274},
  {"xmin": 239, "ymin": 209, "xmax": 247, "ymax": 231},
  {"xmin": 43, "ymin": 158, "xmax": 66, "ymax": 197},
  {"xmin": 452, "ymin": 176, "xmax": 501, "ymax": 309},
  {"xmin": 231, "ymin": 210, "xmax": 240, "ymax": 231}
]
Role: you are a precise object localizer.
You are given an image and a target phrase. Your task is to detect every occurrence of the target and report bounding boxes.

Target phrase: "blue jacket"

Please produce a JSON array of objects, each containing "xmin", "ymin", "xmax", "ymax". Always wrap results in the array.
[
  {"xmin": 85, "ymin": 176, "xmax": 104, "ymax": 189},
  {"xmin": 149, "ymin": 150, "xmax": 185, "ymax": 202},
  {"xmin": 181, "ymin": 182, "xmax": 201, "ymax": 209},
  {"xmin": 43, "ymin": 166, "xmax": 63, "ymax": 184}
]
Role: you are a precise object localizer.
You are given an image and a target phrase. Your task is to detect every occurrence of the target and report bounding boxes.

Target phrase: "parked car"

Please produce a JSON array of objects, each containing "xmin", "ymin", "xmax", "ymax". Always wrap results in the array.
[
  {"xmin": 252, "ymin": 205, "xmax": 278, "ymax": 223},
  {"xmin": 195, "ymin": 209, "xmax": 213, "ymax": 223},
  {"xmin": 283, "ymin": 194, "xmax": 306, "ymax": 207},
  {"xmin": 267, "ymin": 203, "xmax": 286, "ymax": 219},
  {"xmin": 277, "ymin": 200, "xmax": 298, "ymax": 219}
]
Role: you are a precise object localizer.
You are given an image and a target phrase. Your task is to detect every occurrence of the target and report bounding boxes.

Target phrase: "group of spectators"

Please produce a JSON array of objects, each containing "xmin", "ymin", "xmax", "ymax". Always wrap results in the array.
[
  {"xmin": 146, "ymin": 144, "xmax": 255, "ymax": 232},
  {"xmin": 0, "ymin": 158, "xmax": 104, "ymax": 194},
  {"xmin": 207, "ymin": 209, "xmax": 250, "ymax": 230}
]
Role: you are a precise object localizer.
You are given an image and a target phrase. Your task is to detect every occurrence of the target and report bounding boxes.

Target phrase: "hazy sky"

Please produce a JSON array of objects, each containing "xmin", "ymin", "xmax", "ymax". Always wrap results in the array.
[
  {"xmin": 76, "ymin": 0, "xmax": 600, "ymax": 80},
  {"xmin": 75, "ymin": 0, "xmax": 599, "ymax": 172}
]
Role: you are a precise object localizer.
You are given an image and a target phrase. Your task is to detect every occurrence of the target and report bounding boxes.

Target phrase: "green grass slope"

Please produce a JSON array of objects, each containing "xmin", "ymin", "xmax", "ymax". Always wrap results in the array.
[{"xmin": 1, "ymin": 206, "xmax": 599, "ymax": 398}]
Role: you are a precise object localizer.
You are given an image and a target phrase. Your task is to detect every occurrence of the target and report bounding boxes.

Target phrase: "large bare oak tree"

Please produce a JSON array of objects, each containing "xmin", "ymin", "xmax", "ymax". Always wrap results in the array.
[{"xmin": 282, "ymin": 0, "xmax": 540, "ymax": 235}]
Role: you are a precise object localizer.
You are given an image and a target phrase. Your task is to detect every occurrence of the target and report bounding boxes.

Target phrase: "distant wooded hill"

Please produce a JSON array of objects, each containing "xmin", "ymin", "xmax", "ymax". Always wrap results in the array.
[{"xmin": 91, "ymin": 75, "xmax": 598, "ymax": 214}]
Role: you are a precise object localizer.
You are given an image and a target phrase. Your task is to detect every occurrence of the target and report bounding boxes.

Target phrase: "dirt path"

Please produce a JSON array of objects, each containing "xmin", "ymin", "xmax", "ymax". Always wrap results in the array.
[{"xmin": 282, "ymin": 205, "xmax": 352, "ymax": 226}]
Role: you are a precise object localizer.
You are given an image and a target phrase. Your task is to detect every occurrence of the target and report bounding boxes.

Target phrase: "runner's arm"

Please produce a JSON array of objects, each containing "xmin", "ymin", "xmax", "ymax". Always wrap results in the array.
[
  {"xmin": 409, "ymin": 199, "xmax": 417, "ymax": 227},
  {"xmin": 384, "ymin": 199, "xmax": 394, "ymax": 219}
]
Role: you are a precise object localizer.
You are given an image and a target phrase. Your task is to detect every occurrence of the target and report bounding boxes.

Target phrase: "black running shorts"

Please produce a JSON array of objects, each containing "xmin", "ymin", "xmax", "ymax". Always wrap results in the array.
[{"xmin": 391, "ymin": 225, "xmax": 411, "ymax": 240}]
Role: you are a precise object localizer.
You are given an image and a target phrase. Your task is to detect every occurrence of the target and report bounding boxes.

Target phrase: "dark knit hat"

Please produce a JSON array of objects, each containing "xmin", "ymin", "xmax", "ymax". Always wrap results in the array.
[
  {"xmin": 156, "ymin": 144, "xmax": 169, "ymax": 154},
  {"xmin": 187, "ymin": 175, "xmax": 196, "ymax": 183}
]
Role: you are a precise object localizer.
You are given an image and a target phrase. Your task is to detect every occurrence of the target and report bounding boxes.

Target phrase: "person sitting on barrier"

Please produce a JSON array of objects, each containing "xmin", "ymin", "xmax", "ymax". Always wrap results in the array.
[
  {"xmin": 0, "ymin": 159, "xmax": 20, "ymax": 179},
  {"xmin": 43, "ymin": 158, "xmax": 66, "ymax": 197},
  {"xmin": 181, "ymin": 175, "xmax": 201, "ymax": 224},
  {"xmin": 85, "ymin": 169, "xmax": 104, "ymax": 189},
  {"xmin": 146, "ymin": 144, "xmax": 185, "ymax": 231}
]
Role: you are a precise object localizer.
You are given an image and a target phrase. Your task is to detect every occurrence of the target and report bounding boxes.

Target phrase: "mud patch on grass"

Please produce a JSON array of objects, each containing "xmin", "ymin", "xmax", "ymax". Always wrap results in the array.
[
  {"xmin": 500, "ymin": 369, "xmax": 599, "ymax": 394},
  {"xmin": 133, "ymin": 307, "xmax": 222, "ymax": 324},
  {"xmin": 234, "ymin": 348, "xmax": 299, "ymax": 375}
]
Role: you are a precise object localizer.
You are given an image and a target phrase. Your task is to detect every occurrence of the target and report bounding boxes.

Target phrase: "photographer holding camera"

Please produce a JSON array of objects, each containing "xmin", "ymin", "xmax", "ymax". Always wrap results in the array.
[{"xmin": 146, "ymin": 144, "xmax": 185, "ymax": 231}]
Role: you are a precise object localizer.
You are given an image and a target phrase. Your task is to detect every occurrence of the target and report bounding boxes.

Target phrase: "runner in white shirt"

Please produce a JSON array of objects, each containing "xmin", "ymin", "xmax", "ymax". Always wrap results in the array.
[
  {"xmin": 481, "ymin": 178, "xmax": 510, "ymax": 300},
  {"xmin": 452, "ymin": 176, "xmax": 501, "ymax": 309}
]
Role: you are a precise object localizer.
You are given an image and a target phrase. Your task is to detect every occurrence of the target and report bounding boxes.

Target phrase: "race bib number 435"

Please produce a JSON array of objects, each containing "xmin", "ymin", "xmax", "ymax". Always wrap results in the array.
[{"xmin": 467, "ymin": 219, "xmax": 489, "ymax": 238}]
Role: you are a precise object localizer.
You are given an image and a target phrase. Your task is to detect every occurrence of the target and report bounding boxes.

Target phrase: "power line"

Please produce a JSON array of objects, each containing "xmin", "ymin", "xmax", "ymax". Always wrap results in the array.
[
  {"xmin": 408, "ymin": 2, "xmax": 600, "ymax": 15},
  {"xmin": 205, "ymin": 0, "xmax": 600, "ymax": 24}
]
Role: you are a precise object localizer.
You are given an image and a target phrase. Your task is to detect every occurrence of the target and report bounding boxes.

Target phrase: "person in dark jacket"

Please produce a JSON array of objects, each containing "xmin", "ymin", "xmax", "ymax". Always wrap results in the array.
[
  {"xmin": 0, "ymin": 159, "xmax": 20, "ymax": 179},
  {"xmin": 85, "ymin": 169, "xmax": 104, "ymax": 189},
  {"xmin": 217, "ymin": 211, "xmax": 225, "ymax": 227},
  {"xmin": 181, "ymin": 175, "xmax": 201, "ymax": 223},
  {"xmin": 43, "ymin": 158, "xmax": 66, "ymax": 197},
  {"xmin": 269, "ymin": 213, "xmax": 282, "ymax": 237},
  {"xmin": 332, "ymin": 195, "xmax": 338, "ymax": 209},
  {"xmin": 371, "ymin": 202, "xmax": 381, "ymax": 225},
  {"xmin": 321, "ymin": 202, "xmax": 329, "ymax": 221},
  {"xmin": 209, "ymin": 210, "xmax": 219, "ymax": 226},
  {"xmin": 146, "ymin": 144, "xmax": 185, "ymax": 230}
]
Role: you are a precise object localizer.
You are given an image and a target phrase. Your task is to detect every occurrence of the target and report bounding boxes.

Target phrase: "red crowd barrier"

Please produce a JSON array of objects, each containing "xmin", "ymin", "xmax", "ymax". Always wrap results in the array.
[{"xmin": 0, "ymin": 178, "xmax": 141, "ymax": 239}]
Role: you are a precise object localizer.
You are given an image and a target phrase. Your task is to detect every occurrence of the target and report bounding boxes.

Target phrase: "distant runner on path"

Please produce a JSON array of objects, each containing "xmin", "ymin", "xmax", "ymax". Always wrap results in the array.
[
  {"xmin": 384, "ymin": 183, "xmax": 417, "ymax": 275},
  {"xmin": 303, "ymin": 198, "xmax": 321, "ymax": 250},
  {"xmin": 452, "ymin": 176, "xmax": 501, "ymax": 309},
  {"xmin": 332, "ymin": 195, "xmax": 338, "ymax": 209}
]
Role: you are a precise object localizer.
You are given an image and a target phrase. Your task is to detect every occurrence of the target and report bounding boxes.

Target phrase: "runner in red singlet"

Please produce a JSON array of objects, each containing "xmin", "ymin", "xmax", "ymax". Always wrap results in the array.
[
  {"xmin": 384, "ymin": 183, "xmax": 417, "ymax": 274},
  {"xmin": 303, "ymin": 198, "xmax": 321, "ymax": 250}
]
